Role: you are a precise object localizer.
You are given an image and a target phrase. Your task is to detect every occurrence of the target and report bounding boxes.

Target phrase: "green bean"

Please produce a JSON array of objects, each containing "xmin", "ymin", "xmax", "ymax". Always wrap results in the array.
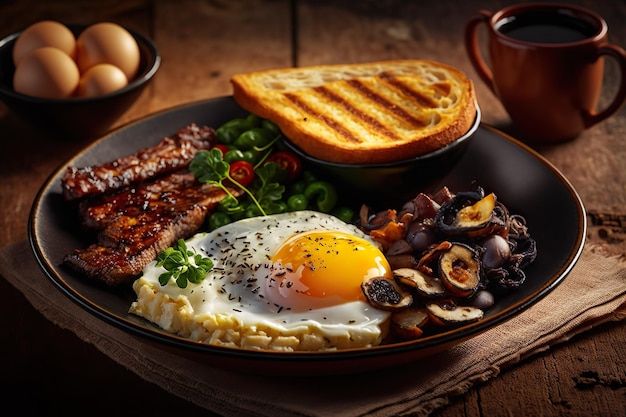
[
  {"xmin": 287, "ymin": 194, "xmax": 309, "ymax": 211},
  {"xmin": 234, "ymin": 127, "xmax": 275, "ymax": 151},
  {"xmin": 224, "ymin": 149, "xmax": 245, "ymax": 163},
  {"xmin": 216, "ymin": 117, "xmax": 253, "ymax": 144},
  {"xmin": 261, "ymin": 119, "xmax": 280, "ymax": 135},
  {"xmin": 304, "ymin": 181, "xmax": 338, "ymax": 213},
  {"xmin": 332, "ymin": 206, "xmax": 354, "ymax": 223}
]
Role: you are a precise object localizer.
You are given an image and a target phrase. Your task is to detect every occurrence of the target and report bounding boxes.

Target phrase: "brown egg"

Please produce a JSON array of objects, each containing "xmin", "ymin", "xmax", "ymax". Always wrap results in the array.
[
  {"xmin": 13, "ymin": 20, "xmax": 76, "ymax": 65},
  {"xmin": 13, "ymin": 46, "xmax": 80, "ymax": 99},
  {"xmin": 76, "ymin": 22, "xmax": 140, "ymax": 81},
  {"xmin": 77, "ymin": 63, "xmax": 128, "ymax": 97}
]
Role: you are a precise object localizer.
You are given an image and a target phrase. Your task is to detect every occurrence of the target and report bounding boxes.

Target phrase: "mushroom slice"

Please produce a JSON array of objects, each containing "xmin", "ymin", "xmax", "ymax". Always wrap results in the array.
[
  {"xmin": 393, "ymin": 268, "xmax": 446, "ymax": 298},
  {"xmin": 426, "ymin": 299, "xmax": 484, "ymax": 327},
  {"xmin": 438, "ymin": 243, "xmax": 480, "ymax": 297},
  {"xmin": 436, "ymin": 191, "xmax": 506, "ymax": 237},
  {"xmin": 386, "ymin": 254, "xmax": 418, "ymax": 270},
  {"xmin": 455, "ymin": 192, "xmax": 496, "ymax": 228},
  {"xmin": 416, "ymin": 240, "xmax": 453, "ymax": 275},
  {"xmin": 361, "ymin": 276, "xmax": 412, "ymax": 311},
  {"xmin": 391, "ymin": 306, "xmax": 429, "ymax": 339}
]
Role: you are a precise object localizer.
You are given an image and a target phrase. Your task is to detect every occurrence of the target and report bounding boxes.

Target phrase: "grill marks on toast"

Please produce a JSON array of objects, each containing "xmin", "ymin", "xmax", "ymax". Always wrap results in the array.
[
  {"xmin": 379, "ymin": 72, "xmax": 440, "ymax": 109},
  {"xmin": 284, "ymin": 92, "xmax": 361, "ymax": 144},
  {"xmin": 346, "ymin": 78, "xmax": 428, "ymax": 130},
  {"xmin": 283, "ymin": 73, "xmax": 450, "ymax": 147},
  {"xmin": 314, "ymin": 84, "xmax": 400, "ymax": 142}
]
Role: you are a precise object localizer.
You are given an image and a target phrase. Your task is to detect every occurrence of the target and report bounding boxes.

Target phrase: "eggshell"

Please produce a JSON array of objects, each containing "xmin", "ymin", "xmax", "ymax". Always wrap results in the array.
[
  {"xmin": 13, "ymin": 20, "xmax": 76, "ymax": 65},
  {"xmin": 77, "ymin": 63, "xmax": 128, "ymax": 97},
  {"xmin": 76, "ymin": 22, "xmax": 140, "ymax": 81},
  {"xmin": 13, "ymin": 46, "xmax": 80, "ymax": 99}
]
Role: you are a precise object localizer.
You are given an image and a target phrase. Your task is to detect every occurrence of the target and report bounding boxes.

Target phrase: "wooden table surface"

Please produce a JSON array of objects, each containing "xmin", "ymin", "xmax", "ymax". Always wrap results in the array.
[{"xmin": 1, "ymin": 1, "xmax": 625, "ymax": 415}]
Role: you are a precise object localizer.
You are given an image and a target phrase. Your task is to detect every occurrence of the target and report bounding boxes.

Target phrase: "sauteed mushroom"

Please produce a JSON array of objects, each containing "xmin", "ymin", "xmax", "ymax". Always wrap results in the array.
[
  {"xmin": 438, "ymin": 243, "xmax": 480, "ymax": 297},
  {"xmin": 358, "ymin": 186, "xmax": 537, "ymax": 341},
  {"xmin": 393, "ymin": 267, "xmax": 446, "ymax": 298},
  {"xmin": 391, "ymin": 307, "xmax": 430, "ymax": 339},
  {"xmin": 426, "ymin": 299, "xmax": 484, "ymax": 327},
  {"xmin": 435, "ymin": 189, "xmax": 507, "ymax": 237},
  {"xmin": 361, "ymin": 276, "xmax": 412, "ymax": 310}
]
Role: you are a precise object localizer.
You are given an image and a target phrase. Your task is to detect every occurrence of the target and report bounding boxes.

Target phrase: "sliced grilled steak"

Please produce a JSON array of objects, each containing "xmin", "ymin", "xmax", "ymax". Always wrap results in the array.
[
  {"xmin": 63, "ymin": 206, "xmax": 207, "ymax": 286},
  {"xmin": 61, "ymin": 123, "xmax": 215, "ymax": 200},
  {"xmin": 77, "ymin": 170, "xmax": 201, "ymax": 230},
  {"xmin": 63, "ymin": 169, "xmax": 235, "ymax": 286}
]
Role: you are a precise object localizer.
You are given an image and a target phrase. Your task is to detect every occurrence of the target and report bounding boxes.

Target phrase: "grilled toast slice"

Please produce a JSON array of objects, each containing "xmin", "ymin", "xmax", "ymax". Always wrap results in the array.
[{"xmin": 231, "ymin": 59, "xmax": 477, "ymax": 164}]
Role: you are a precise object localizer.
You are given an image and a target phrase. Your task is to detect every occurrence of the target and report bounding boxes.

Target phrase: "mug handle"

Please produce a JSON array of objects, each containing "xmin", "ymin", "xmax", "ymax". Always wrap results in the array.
[
  {"xmin": 583, "ymin": 44, "xmax": 626, "ymax": 128},
  {"xmin": 464, "ymin": 10, "xmax": 496, "ymax": 93}
]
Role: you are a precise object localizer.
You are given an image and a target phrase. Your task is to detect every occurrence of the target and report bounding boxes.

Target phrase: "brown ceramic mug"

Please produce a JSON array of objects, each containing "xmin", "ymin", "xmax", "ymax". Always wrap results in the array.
[{"xmin": 465, "ymin": 2, "xmax": 626, "ymax": 142}]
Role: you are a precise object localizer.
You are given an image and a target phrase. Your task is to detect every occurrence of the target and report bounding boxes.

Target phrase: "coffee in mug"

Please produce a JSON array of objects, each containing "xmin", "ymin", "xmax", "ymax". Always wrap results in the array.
[{"xmin": 465, "ymin": 3, "xmax": 626, "ymax": 143}]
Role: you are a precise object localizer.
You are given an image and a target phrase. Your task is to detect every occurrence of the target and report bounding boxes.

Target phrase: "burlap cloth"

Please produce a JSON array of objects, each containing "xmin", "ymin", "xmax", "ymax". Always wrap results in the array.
[{"xmin": 1, "ymin": 239, "xmax": 625, "ymax": 416}]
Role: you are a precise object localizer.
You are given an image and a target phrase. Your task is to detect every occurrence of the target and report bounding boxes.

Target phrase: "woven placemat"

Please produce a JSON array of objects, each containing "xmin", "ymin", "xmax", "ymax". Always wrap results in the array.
[{"xmin": 1, "ymin": 240, "xmax": 625, "ymax": 417}]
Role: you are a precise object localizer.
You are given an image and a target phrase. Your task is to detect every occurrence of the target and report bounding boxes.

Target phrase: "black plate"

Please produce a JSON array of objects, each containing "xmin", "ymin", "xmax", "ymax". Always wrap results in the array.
[{"xmin": 29, "ymin": 96, "xmax": 586, "ymax": 375}]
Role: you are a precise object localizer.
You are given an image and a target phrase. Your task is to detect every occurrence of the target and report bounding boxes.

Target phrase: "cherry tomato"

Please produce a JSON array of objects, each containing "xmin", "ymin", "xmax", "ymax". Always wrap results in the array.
[
  {"xmin": 213, "ymin": 144, "xmax": 230, "ymax": 156},
  {"xmin": 266, "ymin": 151, "xmax": 302, "ymax": 181},
  {"xmin": 229, "ymin": 160, "xmax": 255, "ymax": 187}
]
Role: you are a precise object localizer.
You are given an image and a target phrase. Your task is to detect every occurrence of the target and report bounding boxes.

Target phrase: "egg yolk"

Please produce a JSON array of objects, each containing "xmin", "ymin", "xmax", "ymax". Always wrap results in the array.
[{"xmin": 267, "ymin": 230, "xmax": 392, "ymax": 311}]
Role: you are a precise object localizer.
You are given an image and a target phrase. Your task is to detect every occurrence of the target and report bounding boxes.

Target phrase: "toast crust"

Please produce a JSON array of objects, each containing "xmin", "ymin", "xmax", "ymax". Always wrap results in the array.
[{"xmin": 231, "ymin": 60, "xmax": 477, "ymax": 164}]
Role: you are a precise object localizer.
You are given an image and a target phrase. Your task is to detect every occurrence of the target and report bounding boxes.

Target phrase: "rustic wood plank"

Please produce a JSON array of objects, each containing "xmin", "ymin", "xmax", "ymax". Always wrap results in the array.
[
  {"xmin": 0, "ymin": 0, "xmax": 151, "ymax": 33},
  {"xmin": 1, "ymin": 1, "xmax": 625, "ymax": 416},
  {"xmin": 150, "ymin": 0, "xmax": 292, "ymax": 111},
  {"xmin": 441, "ymin": 322, "xmax": 626, "ymax": 417}
]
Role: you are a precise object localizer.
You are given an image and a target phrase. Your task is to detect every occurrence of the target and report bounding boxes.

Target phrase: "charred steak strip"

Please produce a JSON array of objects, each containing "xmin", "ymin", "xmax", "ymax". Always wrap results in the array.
[
  {"xmin": 61, "ymin": 123, "xmax": 216, "ymax": 200},
  {"xmin": 64, "ymin": 206, "xmax": 207, "ymax": 287},
  {"xmin": 77, "ymin": 170, "xmax": 201, "ymax": 230},
  {"xmin": 63, "ymin": 169, "xmax": 235, "ymax": 286}
]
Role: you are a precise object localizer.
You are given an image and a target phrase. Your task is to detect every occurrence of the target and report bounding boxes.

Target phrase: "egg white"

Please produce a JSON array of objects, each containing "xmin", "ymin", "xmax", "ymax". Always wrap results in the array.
[{"xmin": 129, "ymin": 211, "xmax": 391, "ymax": 352}]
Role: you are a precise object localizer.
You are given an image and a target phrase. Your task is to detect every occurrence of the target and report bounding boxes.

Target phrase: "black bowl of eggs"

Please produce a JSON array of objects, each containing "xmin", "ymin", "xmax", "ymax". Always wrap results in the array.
[{"xmin": 0, "ymin": 20, "xmax": 160, "ymax": 140}]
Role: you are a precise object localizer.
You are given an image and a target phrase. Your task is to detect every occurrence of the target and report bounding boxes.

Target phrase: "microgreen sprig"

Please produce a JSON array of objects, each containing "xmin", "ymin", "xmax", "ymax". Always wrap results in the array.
[
  {"xmin": 156, "ymin": 239, "xmax": 213, "ymax": 288},
  {"xmin": 190, "ymin": 148, "xmax": 268, "ymax": 216},
  {"xmin": 190, "ymin": 148, "xmax": 288, "ymax": 218},
  {"xmin": 251, "ymin": 135, "xmax": 280, "ymax": 169}
]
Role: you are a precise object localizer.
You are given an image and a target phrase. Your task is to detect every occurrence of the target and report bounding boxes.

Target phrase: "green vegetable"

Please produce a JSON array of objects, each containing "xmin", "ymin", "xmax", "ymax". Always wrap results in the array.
[
  {"xmin": 216, "ymin": 118, "xmax": 253, "ymax": 144},
  {"xmin": 245, "ymin": 113, "xmax": 262, "ymax": 126},
  {"xmin": 242, "ymin": 149, "xmax": 262, "ymax": 164},
  {"xmin": 208, "ymin": 212, "xmax": 232, "ymax": 231},
  {"xmin": 289, "ymin": 180, "xmax": 307, "ymax": 195},
  {"xmin": 252, "ymin": 162, "xmax": 286, "ymax": 214},
  {"xmin": 304, "ymin": 181, "xmax": 338, "ymax": 213},
  {"xmin": 194, "ymin": 115, "xmax": 351, "ymax": 225},
  {"xmin": 156, "ymin": 239, "xmax": 213, "ymax": 288},
  {"xmin": 287, "ymin": 193, "xmax": 308, "ymax": 211},
  {"xmin": 224, "ymin": 149, "xmax": 245, "ymax": 164},
  {"xmin": 261, "ymin": 119, "xmax": 280, "ymax": 134},
  {"xmin": 301, "ymin": 170, "xmax": 317, "ymax": 184},
  {"xmin": 332, "ymin": 206, "xmax": 354, "ymax": 223},
  {"xmin": 244, "ymin": 204, "xmax": 263, "ymax": 218},
  {"xmin": 234, "ymin": 127, "xmax": 275, "ymax": 151}
]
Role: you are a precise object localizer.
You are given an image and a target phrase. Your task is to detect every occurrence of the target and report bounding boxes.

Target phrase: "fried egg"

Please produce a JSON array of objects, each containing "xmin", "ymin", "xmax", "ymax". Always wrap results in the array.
[{"xmin": 130, "ymin": 211, "xmax": 392, "ymax": 351}]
